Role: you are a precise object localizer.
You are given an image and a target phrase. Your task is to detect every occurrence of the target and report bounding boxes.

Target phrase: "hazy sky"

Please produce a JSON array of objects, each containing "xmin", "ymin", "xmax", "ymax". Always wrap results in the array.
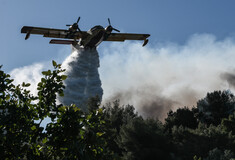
[{"xmin": 1, "ymin": 0, "xmax": 235, "ymax": 71}]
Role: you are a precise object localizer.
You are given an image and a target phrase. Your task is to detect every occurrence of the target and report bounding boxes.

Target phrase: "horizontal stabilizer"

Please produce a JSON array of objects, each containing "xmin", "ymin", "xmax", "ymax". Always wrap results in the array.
[{"xmin": 49, "ymin": 39, "xmax": 77, "ymax": 45}]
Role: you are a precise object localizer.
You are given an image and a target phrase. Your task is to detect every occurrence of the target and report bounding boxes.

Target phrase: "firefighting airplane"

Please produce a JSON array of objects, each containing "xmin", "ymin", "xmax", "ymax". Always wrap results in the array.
[{"xmin": 21, "ymin": 17, "xmax": 150, "ymax": 48}]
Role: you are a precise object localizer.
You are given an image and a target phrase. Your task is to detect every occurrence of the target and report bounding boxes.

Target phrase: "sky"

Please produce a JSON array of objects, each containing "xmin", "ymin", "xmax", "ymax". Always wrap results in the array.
[
  {"xmin": 1, "ymin": 0, "xmax": 235, "ymax": 72},
  {"xmin": 2, "ymin": 1, "xmax": 235, "ymax": 119}
]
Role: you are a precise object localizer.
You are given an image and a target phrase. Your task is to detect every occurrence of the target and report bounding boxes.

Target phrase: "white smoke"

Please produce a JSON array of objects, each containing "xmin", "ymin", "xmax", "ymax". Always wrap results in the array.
[
  {"xmin": 99, "ymin": 34, "xmax": 235, "ymax": 120},
  {"xmin": 58, "ymin": 46, "xmax": 103, "ymax": 110},
  {"xmin": 10, "ymin": 62, "xmax": 49, "ymax": 95},
  {"xmin": 9, "ymin": 34, "xmax": 235, "ymax": 120}
]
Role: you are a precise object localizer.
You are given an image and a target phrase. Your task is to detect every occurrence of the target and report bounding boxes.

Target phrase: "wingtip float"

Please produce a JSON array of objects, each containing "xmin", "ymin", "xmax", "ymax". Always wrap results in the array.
[{"xmin": 21, "ymin": 17, "xmax": 150, "ymax": 48}]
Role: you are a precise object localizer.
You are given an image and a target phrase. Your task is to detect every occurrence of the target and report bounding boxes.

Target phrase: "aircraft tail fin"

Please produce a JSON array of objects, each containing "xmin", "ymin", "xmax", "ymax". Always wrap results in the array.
[{"xmin": 50, "ymin": 39, "xmax": 77, "ymax": 45}]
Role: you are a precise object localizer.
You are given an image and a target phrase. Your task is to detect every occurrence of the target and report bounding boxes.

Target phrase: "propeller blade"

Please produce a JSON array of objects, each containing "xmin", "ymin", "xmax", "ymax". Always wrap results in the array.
[
  {"xmin": 108, "ymin": 18, "xmax": 111, "ymax": 25},
  {"xmin": 66, "ymin": 24, "xmax": 71, "ymax": 26},
  {"xmin": 113, "ymin": 28, "xmax": 120, "ymax": 32},
  {"xmin": 77, "ymin": 17, "xmax": 81, "ymax": 23},
  {"xmin": 77, "ymin": 27, "xmax": 82, "ymax": 32}
]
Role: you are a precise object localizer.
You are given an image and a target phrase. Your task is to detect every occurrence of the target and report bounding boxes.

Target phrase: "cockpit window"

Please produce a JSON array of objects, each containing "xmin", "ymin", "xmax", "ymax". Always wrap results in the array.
[{"xmin": 90, "ymin": 25, "xmax": 104, "ymax": 31}]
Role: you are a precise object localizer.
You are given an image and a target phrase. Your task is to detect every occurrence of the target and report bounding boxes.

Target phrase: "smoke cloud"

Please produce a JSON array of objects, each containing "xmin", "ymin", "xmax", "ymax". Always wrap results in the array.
[
  {"xmin": 10, "ymin": 62, "xmax": 48, "ymax": 95},
  {"xmin": 99, "ymin": 34, "xmax": 235, "ymax": 120},
  {"xmin": 10, "ymin": 34, "xmax": 235, "ymax": 120},
  {"xmin": 221, "ymin": 72, "xmax": 235, "ymax": 89}
]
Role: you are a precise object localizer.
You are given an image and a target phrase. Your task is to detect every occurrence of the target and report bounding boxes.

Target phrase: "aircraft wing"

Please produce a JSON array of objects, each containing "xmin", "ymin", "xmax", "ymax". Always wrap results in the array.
[
  {"xmin": 21, "ymin": 26, "xmax": 89, "ymax": 40},
  {"xmin": 104, "ymin": 33, "xmax": 150, "ymax": 41}
]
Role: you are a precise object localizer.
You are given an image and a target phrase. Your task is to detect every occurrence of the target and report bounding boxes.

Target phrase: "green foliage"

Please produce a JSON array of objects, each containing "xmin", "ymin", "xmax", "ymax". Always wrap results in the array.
[
  {"xmin": 197, "ymin": 90, "xmax": 235, "ymax": 126},
  {"xmin": 170, "ymin": 123, "xmax": 235, "ymax": 159},
  {"xmin": 0, "ymin": 65, "xmax": 41, "ymax": 159},
  {"xmin": 165, "ymin": 106, "xmax": 198, "ymax": 133},
  {"xmin": 45, "ymin": 104, "xmax": 111, "ymax": 159},
  {"xmin": 0, "ymin": 62, "xmax": 114, "ymax": 159},
  {"xmin": 103, "ymin": 101, "xmax": 138, "ymax": 133},
  {"xmin": 117, "ymin": 117, "xmax": 172, "ymax": 160},
  {"xmin": 87, "ymin": 95, "xmax": 101, "ymax": 112},
  {"xmin": 102, "ymin": 101, "xmax": 139, "ymax": 157},
  {"xmin": 37, "ymin": 61, "xmax": 66, "ymax": 121},
  {"xmin": 221, "ymin": 112, "xmax": 235, "ymax": 135},
  {"xmin": 204, "ymin": 148, "xmax": 235, "ymax": 160},
  {"xmin": 193, "ymin": 156, "xmax": 202, "ymax": 160}
]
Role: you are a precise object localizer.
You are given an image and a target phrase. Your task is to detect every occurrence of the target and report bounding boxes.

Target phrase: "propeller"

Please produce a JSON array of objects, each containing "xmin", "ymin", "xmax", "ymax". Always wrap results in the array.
[
  {"xmin": 107, "ymin": 18, "xmax": 120, "ymax": 32},
  {"xmin": 66, "ymin": 17, "xmax": 81, "ymax": 32},
  {"xmin": 77, "ymin": 17, "xmax": 80, "ymax": 24}
]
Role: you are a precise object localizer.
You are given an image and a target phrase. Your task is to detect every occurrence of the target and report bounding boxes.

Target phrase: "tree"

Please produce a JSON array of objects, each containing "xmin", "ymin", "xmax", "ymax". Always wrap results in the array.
[
  {"xmin": 0, "ymin": 62, "xmax": 114, "ymax": 159},
  {"xmin": 171, "ymin": 123, "xmax": 235, "ymax": 159},
  {"xmin": 117, "ymin": 117, "xmax": 172, "ymax": 160},
  {"xmin": 102, "ymin": 101, "xmax": 139, "ymax": 157},
  {"xmin": 204, "ymin": 148, "xmax": 235, "ymax": 160},
  {"xmin": 103, "ymin": 101, "xmax": 138, "ymax": 133},
  {"xmin": 197, "ymin": 90, "xmax": 235, "ymax": 126},
  {"xmin": 221, "ymin": 111, "xmax": 235, "ymax": 135},
  {"xmin": 164, "ymin": 107, "xmax": 198, "ymax": 133},
  {"xmin": 45, "ymin": 105, "xmax": 111, "ymax": 159},
  {"xmin": 0, "ymin": 65, "xmax": 43, "ymax": 159}
]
